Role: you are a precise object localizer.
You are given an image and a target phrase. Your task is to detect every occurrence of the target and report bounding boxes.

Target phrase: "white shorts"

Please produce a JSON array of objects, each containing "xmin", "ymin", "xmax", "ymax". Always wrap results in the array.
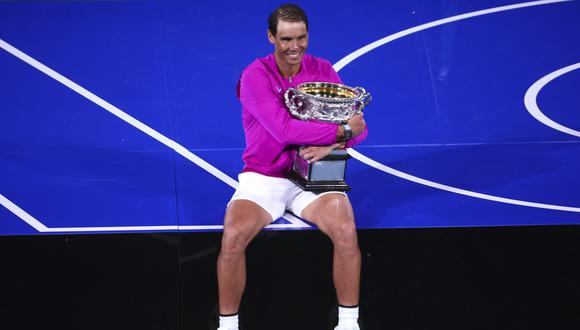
[{"xmin": 229, "ymin": 172, "xmax": 347, "ymax": 221}]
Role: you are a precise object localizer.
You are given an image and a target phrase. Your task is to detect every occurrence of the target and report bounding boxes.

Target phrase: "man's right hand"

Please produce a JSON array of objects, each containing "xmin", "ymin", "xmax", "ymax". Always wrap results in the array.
[{"xmin": 348, "ymin": 113, "xmax": 366, "ymax": 137}]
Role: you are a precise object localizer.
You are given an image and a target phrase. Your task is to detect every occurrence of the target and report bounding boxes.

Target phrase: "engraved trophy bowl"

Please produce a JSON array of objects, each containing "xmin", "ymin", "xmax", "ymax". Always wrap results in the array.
[
  {"xmin": 284, "ymin": 82, "xmax": 371, "ymax": 124},
  {"xmin": 284, "ymin": 82, "xmax": 372, "ymax": 191}
]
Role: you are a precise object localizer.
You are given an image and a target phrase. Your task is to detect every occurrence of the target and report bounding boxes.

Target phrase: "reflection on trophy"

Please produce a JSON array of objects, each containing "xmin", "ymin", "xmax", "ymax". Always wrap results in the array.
[{"xmin": 284, "ymin": 82, "xmax": 371, "ymax": 191}]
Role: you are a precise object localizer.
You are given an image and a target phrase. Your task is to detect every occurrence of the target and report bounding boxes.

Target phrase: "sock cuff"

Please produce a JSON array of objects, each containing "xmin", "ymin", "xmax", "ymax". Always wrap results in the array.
[
  {"xmin": 219, "ymin": 312, "xmax": 239, "ymax": 317},
  {"xmin": 338, "ymin": 304, "xmax": 359, "ymax": 309}
]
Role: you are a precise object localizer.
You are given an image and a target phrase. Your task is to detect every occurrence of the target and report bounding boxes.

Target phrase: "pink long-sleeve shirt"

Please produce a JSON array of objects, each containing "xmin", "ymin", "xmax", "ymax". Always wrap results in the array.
[{"xmin": 237, "ymin": 53, "xmax": 368, "ymax": 178}]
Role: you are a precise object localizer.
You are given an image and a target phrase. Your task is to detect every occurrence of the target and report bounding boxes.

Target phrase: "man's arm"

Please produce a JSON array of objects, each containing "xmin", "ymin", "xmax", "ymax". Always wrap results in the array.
[{"xmin": 239, "ymin": 66, "xmax": 338, "ymax": 146}]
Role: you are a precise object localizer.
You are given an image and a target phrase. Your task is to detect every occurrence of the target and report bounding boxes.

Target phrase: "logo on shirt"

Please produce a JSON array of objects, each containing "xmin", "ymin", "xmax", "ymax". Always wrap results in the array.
[{"xmin": 276, "ymin": 86, "xmax": 282, "ymax": 93}]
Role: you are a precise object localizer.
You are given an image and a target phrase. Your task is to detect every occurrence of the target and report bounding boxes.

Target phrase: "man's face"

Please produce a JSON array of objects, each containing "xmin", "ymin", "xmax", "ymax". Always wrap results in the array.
[{"xmin": 268, "ymin": 20, "xmax": 308, "ymax": 68}]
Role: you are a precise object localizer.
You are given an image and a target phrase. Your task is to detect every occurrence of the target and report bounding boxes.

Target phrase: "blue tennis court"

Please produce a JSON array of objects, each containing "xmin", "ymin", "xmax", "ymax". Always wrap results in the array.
[{"xmin": 1, "ymin": 0, "xmax": 579, "ymax": 236}]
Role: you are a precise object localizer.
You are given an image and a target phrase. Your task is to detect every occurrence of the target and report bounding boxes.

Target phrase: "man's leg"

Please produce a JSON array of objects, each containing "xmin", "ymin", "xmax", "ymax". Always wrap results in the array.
[
  {"xmin": 300, "ymin": 193, "xmax": 361, "ymax": 306},
  {"xmin": 217, "ymin": 199, "xmax": 272, "ymax": 315}
]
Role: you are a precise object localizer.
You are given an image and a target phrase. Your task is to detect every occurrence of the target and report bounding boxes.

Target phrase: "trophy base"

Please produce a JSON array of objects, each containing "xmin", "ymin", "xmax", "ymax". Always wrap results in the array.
[
  {"xmin": 288, "ymin": 171, "xmax": 351, "ymax": 192},
  {"xmin": 288, "ymin": 149, "xmax": 351, "ymax": 192}
]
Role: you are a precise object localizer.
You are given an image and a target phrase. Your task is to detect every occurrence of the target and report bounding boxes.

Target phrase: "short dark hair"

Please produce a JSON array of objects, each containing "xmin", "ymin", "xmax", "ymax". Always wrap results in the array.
[{"xmin": 268, "ymin": 4, "xmax": 309, "ymax": 36}]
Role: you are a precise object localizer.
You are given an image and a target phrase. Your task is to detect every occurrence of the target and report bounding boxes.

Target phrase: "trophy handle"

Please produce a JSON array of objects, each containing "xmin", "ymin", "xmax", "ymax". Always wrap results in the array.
[
  {"xmin": 354, "ymin": 87, "xmax": 372, "ymax": 112},
  {"xmin": 284, "ymin": 88, "xmax": 307, "ymax": 120},
  {"xmin": 284, "ymin": 88, "xmax": 297, "ymax": 111}
]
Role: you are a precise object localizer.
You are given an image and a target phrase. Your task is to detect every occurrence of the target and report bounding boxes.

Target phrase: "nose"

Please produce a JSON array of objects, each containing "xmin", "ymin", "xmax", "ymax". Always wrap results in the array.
[{"xmin": 290, "ymin": 39, "xmax": 299, "ymax": 50}]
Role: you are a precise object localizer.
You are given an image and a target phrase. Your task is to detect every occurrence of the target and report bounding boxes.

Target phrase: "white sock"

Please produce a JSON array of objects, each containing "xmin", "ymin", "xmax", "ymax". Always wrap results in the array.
[
  {"xmin": 337, "ymin": 305, "xmax": 359, "ymax": 328},
  {"xmin": 218, "ymin": 314, "xmax": 238, "ymax": 330}
]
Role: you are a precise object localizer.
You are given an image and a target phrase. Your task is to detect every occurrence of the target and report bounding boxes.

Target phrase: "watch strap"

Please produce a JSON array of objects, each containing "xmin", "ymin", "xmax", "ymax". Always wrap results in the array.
[{"xmin": 343, "ymin": 124, "xmax": 353, "ymax": 140}]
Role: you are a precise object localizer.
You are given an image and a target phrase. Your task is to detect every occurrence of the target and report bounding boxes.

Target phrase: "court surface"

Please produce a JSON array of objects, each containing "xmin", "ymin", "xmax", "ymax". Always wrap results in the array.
[{"xmin": 1, "ymin": 0, "xmax": 579, "ymax": 235}]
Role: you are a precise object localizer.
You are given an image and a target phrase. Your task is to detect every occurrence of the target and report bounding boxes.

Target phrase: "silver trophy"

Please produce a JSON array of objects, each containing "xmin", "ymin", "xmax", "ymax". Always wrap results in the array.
[{"xmin": 284, "ymin": 82, "xmax": 371, "ymax": 191}]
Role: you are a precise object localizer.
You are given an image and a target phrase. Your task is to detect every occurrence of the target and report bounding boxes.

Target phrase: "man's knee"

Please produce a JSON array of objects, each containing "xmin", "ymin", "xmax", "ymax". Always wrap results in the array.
[
  {"xmin": 220, "ymin": 202, "xmax": 268, "ymax": 258},
  {"xmin": 220, "ymin": 212, "xmax": 253, "ymax": 258},
  {"xmin": 331, "ymin": 219, "xmax": 359, "ymax": 251},
  {"xmin": 220, "ymin": 224, "xmax": 248, "ymax": 258},
  {"xmin": 318, "ymin": 195, "xmax": 358, "ymax": 250}
]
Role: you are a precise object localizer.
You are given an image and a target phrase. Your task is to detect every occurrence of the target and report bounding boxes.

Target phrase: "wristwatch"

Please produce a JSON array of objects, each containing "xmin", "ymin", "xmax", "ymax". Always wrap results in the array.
[{"xmin": 342, "ymin": 124, "xmax": 353, "ymax": 140}]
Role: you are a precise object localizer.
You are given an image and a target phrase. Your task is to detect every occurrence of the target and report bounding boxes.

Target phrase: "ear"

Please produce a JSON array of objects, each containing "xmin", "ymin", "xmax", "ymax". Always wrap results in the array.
[{"xmin": 267, "ymin": 29, "xmax": 275, "ymax": 45}]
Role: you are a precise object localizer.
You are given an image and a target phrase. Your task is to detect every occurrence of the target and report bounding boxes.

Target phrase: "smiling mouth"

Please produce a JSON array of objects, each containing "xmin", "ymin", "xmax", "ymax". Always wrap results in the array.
[{"xmin": 286, "ymin": 52, "xmax": 301, "ymax": 59}]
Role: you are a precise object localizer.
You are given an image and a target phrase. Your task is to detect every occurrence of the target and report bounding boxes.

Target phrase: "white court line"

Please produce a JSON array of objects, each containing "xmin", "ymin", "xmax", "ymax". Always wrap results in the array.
[
  {"xmin": 524, "ymin": 62, "xmax": 580, "ymax": 138},
  {"xmin": 0, "ymin": 39, "xmax": 239, "ymax": 190},
  {"xmin": 0, "ymin": 193, "xmax": 47, "ymax": 231},
  {"xmin": 39, "ymin": 221, "xmax": 308, "ymax": 232},
  {"xmin": 0, "ymin": 38, "xmax": 309, "ymax": 232},
  {"xmin": 349, "ymin": 149, "xmax": 580, "ymax": 212},
  {"xmin": 335, "ymin": 0, "xmax": 580, "ymax": 213}
]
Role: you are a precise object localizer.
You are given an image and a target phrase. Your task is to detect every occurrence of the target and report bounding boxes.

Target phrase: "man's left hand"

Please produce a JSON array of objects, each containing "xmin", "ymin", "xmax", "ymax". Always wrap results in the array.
[{"xmin": 299, "ymin": 142, "xmax": 345, "ymax": 163}]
